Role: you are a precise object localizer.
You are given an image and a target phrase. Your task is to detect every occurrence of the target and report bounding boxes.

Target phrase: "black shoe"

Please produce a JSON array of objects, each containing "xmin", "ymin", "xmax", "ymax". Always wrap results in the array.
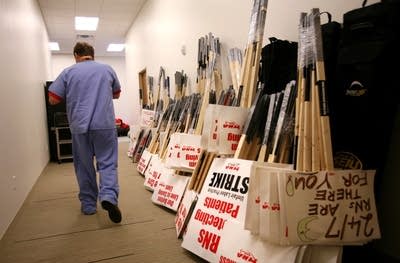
[{"xmin": 101, "ymin": 201, "xmax": 122, "ymax": 223}]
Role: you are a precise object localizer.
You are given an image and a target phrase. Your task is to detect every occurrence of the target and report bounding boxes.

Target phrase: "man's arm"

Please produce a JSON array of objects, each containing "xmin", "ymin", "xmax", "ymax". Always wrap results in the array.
[{"xmin": 110, "ymin": 67, "xmax": 121, "ymax": 100}]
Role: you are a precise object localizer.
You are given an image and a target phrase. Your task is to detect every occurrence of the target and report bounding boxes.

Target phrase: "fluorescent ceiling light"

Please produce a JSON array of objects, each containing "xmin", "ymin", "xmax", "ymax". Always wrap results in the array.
[
  {"xmin": 49, "ymin": 42, "xmax": 60, "ymax": 51},
  {"xmin": 107, "ymin": 44, "xmax": 125, "ymax": 52},
  {"xmin": 75, "ymin": 16, "xmax": 99, "ymax": 31}
]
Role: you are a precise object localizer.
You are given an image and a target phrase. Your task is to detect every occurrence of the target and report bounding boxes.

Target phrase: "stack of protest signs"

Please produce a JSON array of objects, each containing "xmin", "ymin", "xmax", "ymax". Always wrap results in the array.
[
  {"xmin": 181, "ymin": 158, "xmax": 301, "ymax": 262},
  {"xmin": 180, "ymin": 157, "xmax": 380, "ymax": 262},
  {"xmin": 244, "ymin": 163, "xmax": 381, "ymax": 246}
]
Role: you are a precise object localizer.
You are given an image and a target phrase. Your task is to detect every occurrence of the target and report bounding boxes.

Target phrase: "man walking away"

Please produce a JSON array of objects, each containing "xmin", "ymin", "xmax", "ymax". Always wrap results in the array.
[{"xmin": 48, "ymin": 42, "xmax": 122, "ymax": 223}]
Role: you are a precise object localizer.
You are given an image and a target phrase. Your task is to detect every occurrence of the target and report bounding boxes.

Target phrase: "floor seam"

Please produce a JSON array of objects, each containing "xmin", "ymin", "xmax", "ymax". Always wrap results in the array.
[{"xmin": 14, "ymin": 219, "xmax": 154, "ymax": 243}]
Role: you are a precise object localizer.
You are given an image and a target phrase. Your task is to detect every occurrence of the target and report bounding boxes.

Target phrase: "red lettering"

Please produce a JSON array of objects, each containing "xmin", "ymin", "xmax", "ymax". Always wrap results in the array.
[
  {"xmin": 185, "ymin": 154, "xmax": 199, "ymax": 161},
  {"xmin": 198, "ymin": 229, "xmax": 221, "ymax": 254},
  {"xmin": 204, "ymin": 197, "xmax": 240, "ymax": 219},
  {"xmin": 227, "ymin": 133, "xmax": 241, "ymax": 142},
  {"xmin": 219, "ymin": 255, "xmax": 238, "ymax": 263}
]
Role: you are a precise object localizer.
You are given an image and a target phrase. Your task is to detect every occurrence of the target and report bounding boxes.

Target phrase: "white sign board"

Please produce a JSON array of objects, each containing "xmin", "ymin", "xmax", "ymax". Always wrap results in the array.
[
  {"xmin": 137, "ymin": 149, "xmax": 153, "ymax": 175},
  {"xmin": 175, "ymin": 189, "xmax": 198, "ymax": 238},
  {"xmin": 279, "ymin": 170, "xmax": 380, "ymax": 245},
  {"xmin": 181, "ymin": 158, "xmax": 299, "ymax": 263},
  {"xmin": 151, "ymin": 170, "xmax": 189, "ymax": 211},
  {"xmin": 165, "ymin": 133, "xmax": 202, "ymax": 171},
  {"xmin": 140, "ymin": 109, "xmax": 155, "ymax": 127},
  {"xmin": 202, "ymin": 105, "xmax": 249, "ymax": 155},
  {"xmin": 143, "ymin": 155, "xmax": 164, "ymax": 191}
]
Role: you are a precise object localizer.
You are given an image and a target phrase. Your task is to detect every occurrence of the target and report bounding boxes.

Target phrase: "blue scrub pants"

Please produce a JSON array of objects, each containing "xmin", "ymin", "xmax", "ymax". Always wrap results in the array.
[{"xmin": 71, "ymin": 129, "xmax": 119, "ymax": 214}]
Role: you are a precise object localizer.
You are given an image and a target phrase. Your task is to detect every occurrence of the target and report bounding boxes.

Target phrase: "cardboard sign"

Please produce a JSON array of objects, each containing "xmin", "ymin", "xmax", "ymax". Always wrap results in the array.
[
  {"xmin": 244, "ymin": 163, "xmax": 261, "ymax": 235},
  {"xmin": 175, "ymin": 189, "xmax": 198, "ymax": 238},
  {"xmin": 140, "ymin": 109, "xmax": 155, "ymax": 127},
  {"xmin": 143, "ymin": 155, "xmax": 164, "ymax": 191},
  {"xmin": 165, "ymin": 133, "xmax": 202, "ymax": 171},
  {"xmin": 279, "ymin": 170, "xmax": 380, "ymax": 245},
  {"xmin": 202, "ymin": 105, "xmax": 249, "ymax": 155},
  {"xmin": 165, "ymin": 132, "xmax": 181, "ymax": 168},
  {"xmin": 251, "ymin": 163, "xmax": 293, "ymax": 245},
  {"xmin": 181, "ymin": 158, "xmax": 299, "ymax": 263},
  {"xmin": 151, "ymin": 169, "xmax": 188, "ymax": 211},
  {"xmin": 137, "ymin": 149, "xmax": 153, "ymax": 175},
  {"xmin": 245, "ymin": 163, "xmax": 293, "ymax": 240},
  {"xmin": 180, "ymin": 134, "xmax": 202, "ymax": 171}
]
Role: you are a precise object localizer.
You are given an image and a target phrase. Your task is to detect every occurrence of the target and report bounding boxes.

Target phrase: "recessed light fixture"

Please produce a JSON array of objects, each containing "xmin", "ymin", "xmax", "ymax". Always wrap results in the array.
[
  {"xmin": 75, "ymin": 16, "xmax": 99, "ymax": 31},
  {"xmin": 49, "ymin": 42, "xmax": 60, "ymax": 51},
  {"xmin": 107, "ymin": 44, "xmax": 125, "ymax": 52}
]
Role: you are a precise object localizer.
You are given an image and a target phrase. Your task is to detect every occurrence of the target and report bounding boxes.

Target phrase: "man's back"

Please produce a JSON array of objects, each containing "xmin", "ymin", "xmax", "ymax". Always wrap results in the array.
[{"xmin": 49, "ymin": 60, "xmax": 121, "ymax": 134}]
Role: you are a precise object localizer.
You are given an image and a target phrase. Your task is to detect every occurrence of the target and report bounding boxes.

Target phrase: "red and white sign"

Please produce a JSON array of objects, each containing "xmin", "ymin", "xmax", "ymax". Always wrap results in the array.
[
  {"xmin": 165, "ymin": 133, "xmax": 202, "ymax": 171},
  {"xmin": 245, "ymin": 163, "xmax": 293, "ymax": 239},
  {"xmin": 175, "ymin": 189, "xmax": 198, "ymax": 238},
  {"xmin": 137, "ymin": 149, "xmax": 154, "ymax": 175},
  {"xmin": 202, "ymin": 105, "xmax": 249, "ymax": 155},
  {"xmin": 181, "ymin": 158, "xmax": 299, "ymax": 263},
  {"xmin": 165, "ymin": 132, "xmax": 181, "ymax": 168},
  {"xmin": 143, "ymin": 155, "xmax": 164, "ymax": 191},
  {"xmin": 151, "ymin": 169, "xmax": 189, "ymax": 211}
]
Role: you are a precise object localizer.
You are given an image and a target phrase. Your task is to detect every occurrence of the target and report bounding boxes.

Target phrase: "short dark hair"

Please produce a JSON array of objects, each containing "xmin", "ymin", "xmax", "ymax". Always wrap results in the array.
[{"xmin": 73, "ymin": 42, "xmax": 95, "ymax": 58}]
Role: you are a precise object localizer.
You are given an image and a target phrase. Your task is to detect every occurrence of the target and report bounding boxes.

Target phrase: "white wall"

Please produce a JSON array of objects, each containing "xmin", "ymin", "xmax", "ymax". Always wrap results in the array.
[
  {"xmin": 0, "ymin": 0, "xmax": 51, "ymax": 239},
  {"xmin": 50, "ymin": 55, "xmax": 129, "ymax": 124},
  {"xmin": 125, "ymin": 0, "xmax": 379, "ymax": 125},
  {"xmin": 125, "ymin": 0, "xmax": 251, "ymax": 125}
]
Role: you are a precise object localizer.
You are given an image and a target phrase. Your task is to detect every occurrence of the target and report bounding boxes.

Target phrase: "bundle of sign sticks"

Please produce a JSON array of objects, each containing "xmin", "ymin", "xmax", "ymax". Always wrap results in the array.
[
  {"xmin": 293, "ymin": 8, "xmax": 334, "ymax": 172},
  {"xmin": 142, "ymin": 32, "xmax": 224, "ymax": 158},
  {"xmin": 234, "ymin": 8, "xmax": 334, "ymax": 173}
]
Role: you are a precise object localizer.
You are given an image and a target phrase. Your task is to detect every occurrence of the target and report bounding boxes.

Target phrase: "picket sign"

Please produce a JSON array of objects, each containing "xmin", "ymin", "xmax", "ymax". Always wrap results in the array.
[
  {"xmin": 260, "ymin": 170, "xmax": 284, "ymax": 243},
  {"xmin": 244, "ymin": 162, "xmax": 293, "ymax": 240},
  {"xmin": 164, "ymin": 132, "xmax": 202, "ymax": 171},
  {"xmin": 143, "ymin": 154, "xmax": 171, "ymax": 191},
  {"xmin": 137, "ymin": 149, "xmax": 154, "ymax": 175},
  {"xmin": 202, "ymin": 105, "xmax": 249, "ymax": 155},
  {"xmin": 140, "ymin": 109, "xmax": 155, "ymax": 127},
  {"xmin": 175, "ymin": 189, "xmax": 198, "ymax": 238},
  {"xmin": 151, "ymin": 168, "xmax": 189, "ymax": 211},
  {"xmin": 279, "ymin": 169, "xmax": 380, "ymax": 246},
  {"xmin": 181, "ymin": 158, "xmax": 300, "ymax": 263},
  {"xmin": 127, "ymin": 124, "xmax": 145, "ymax": 158},
  {"xmin": 244, "ymin": 163, "xmax": 381, "ymax": 247},
  {"xmin": 164, "ymin": 133, "xmax": 181, "ymax": 169}
]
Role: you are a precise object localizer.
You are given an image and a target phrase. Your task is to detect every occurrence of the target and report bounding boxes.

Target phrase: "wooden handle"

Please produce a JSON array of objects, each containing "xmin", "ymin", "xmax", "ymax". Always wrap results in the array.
[{"xmin": 311, "ymin": 68, "xmax": 321, "ymax": 171}]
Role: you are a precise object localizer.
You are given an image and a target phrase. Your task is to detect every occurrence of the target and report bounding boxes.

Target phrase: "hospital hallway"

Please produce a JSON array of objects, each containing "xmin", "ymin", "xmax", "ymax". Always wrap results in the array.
[{"xmin": 0, "ymin": 140, "xmax": 206, "ymax": 263}]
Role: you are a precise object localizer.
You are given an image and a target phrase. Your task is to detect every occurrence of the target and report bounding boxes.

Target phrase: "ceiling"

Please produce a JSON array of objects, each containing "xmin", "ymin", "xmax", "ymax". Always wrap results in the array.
[{"xmin": 38, "ymin": 0, "xmax": 147, "ymax": 57}]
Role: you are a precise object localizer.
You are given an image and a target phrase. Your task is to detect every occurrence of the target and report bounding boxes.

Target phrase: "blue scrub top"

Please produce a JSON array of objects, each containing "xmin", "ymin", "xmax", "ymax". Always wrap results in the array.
[{"xmin": 49, "ymin": 60, "xmax": 121, "ymax": 134}]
